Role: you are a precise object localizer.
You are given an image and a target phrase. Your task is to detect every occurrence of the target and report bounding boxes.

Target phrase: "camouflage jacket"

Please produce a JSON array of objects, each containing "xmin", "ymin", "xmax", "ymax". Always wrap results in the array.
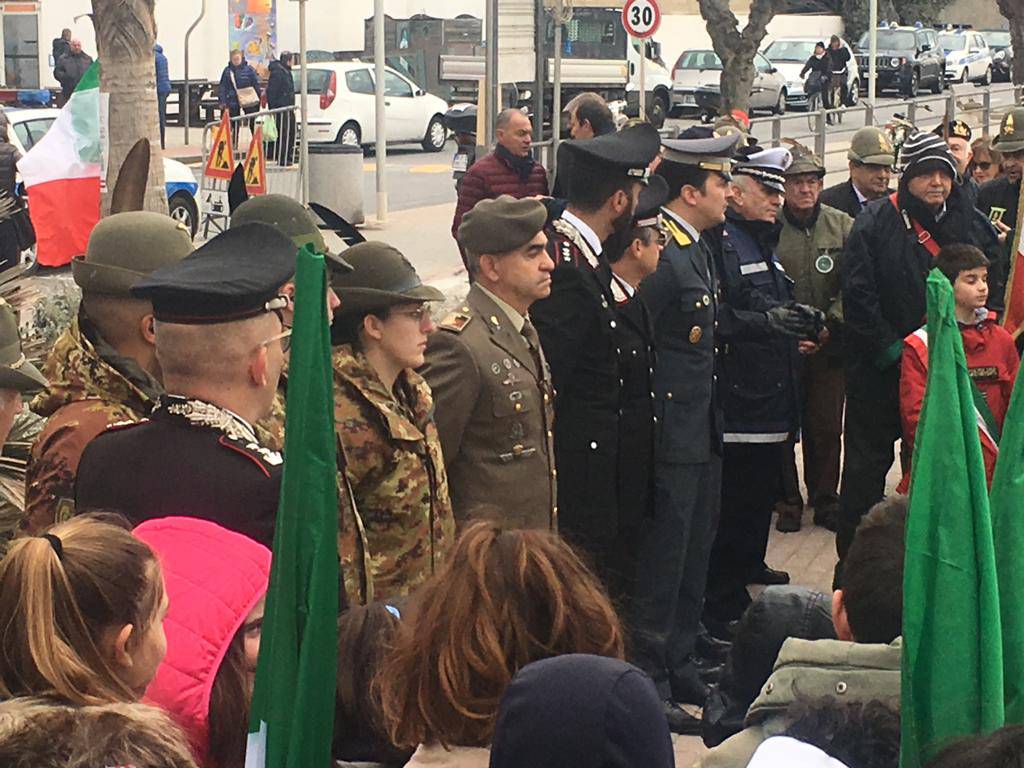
[
  {"xmin": 0, "ymin": 409, "xmax": 45, "ymax": 550},
  {"xmin": 22, "ymin": 312, "xmax": 162, "ymax": 534},
  {"xmin": 333, "ymin": 345, "xmax": 455, "ymax": 601}
]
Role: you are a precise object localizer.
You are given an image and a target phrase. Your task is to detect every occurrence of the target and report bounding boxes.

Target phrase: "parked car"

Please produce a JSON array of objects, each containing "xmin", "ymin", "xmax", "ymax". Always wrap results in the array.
[
  {"xmin": 670, "ymin": 49, "xmax": 787, "ymax": 118},
  {"xmin": 854, "ymin": 26, "xmax": 945, "ymax": 97},
  {"xmin": 7, "ymin": 108, "xmax": 201, "ymax": 238},
  {"xmin": 296, "ymin": 61, "xmax": 449, "ymax": 152},
  {"xmin": 981, "ymin": 29, "xmax": 1014, "ymax": 82},
  {"xmin": 761, "ymin": 37, "xmax": 860, "ymax": 109},
  {"xmin": 938, "ymin": 29, "xmax": 993, "ymax": 85}
]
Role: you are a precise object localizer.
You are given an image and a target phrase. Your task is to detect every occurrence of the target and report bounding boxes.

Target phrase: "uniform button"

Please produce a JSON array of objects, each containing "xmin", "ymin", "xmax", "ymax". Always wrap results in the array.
[
  {"xmin": 552, "ymin": 468, "xmax": 558, "ymax": 478},
  {"xmin": 616, "ymin": 347, "xmax": 622, "ymax": 355},
  {"xmin": 547, "ymin": 430, "xmax": 553, "ymax": 439},
  {"xmin": 544, "ymin": 394, "xmax": 550, "ymax": 403},
  {"xmin": 650, "ymin": 391, "xmax": 656, "ymax": 398},
  {"xmin": 610, "ymin": 320, "xmax": 617, "ymax": 329},
  {"xmin": 695, "ymin": 301, "xmax": 701, "ymax": 309},
  {"xmin": 632, "ymin": 349, "xmax": 638, "ymax": 356},
  {"xmin": 515, "ymin": 403, "xmax": 523, "ymax": 412},
  {"xmin": 713, "ymin": 374, "xmax": 718, "ymax": 382},
  {"xmin": 835, "ymin": 682, "xmax": 848, "ymax": 695},
  {"xmin": 653, "ymin": 415, "xmax": 658, "ymax": 423},
  {"xmin": 619, "ymin": 378, "xmax": 624, "ymax": 386},
  {"xmin": 590, "ymin": 441, "xmax": 598, "ymax": 450},
  {"xmin": 667, "ymin": 392, "xmax": 673, "ymax": 400}
]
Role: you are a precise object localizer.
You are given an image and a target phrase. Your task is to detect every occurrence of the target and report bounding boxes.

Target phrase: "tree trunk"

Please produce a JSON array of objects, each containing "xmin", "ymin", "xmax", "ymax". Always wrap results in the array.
[
  {"xmin": 997, "ymin": 0, "xmax": 1024, "ymax": 85},
  {"xmin": 90, "ymin": 0, "xmax": 167, "ymax": 216},
  {"xmin": 698, "ymin": 0, "xmax": 780, "ymax": 116}
]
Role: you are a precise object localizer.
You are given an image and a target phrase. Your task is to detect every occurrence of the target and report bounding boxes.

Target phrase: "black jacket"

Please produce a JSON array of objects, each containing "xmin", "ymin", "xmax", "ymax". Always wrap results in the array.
[
  {"xmin": 54, "ymin": 51, "xmax": 93, "ymax": 93},
  {"xmin": 820, "ymin": 179, "xmax": 867, "ymax": 220},
  {"xmin": 841, "ymin": 184, "xmax": 1000, "ymax": 400},
  {"xmin": 266, "ymin": 59, "xmax": 295, "ymax": 109},
  {"xmin": 715, "ymin": 212, "xmax": 800, "ymax": 442},
  {"xmin": 827, "ymin": 44, "xmax": 851, "ymax": 73},
  {"xmin": 977, "ymin": 174, "xmax": 1020, "ymax": 310}
]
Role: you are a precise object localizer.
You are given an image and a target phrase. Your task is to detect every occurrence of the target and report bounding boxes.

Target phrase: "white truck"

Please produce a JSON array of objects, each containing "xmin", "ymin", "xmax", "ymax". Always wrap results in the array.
[{"xmin": 439, "ymin": 3, "xmax": 674, "ymax": 129}]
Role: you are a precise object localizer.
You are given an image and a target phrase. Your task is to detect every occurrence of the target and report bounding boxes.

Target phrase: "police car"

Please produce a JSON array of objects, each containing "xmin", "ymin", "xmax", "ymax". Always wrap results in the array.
[
  {"xmin": 938, "ymin": 28, "xmax": 994, "ymax": 85},
  {"xmin": 7, "ymin": 108, "xmax": 201, "ymax": 237}
]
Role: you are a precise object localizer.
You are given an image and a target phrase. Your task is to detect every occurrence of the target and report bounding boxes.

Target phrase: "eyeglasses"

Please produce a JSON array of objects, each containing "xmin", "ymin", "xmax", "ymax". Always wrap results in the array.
[
  {"xmin": 390, "ymin": 305, "xmax": 433, "ymax": 324},
  {"xmin": 260, "ymin": 327, "xmax": 292, "ymax": 353},
  {"xmin": 975, "ymin": 162, "xmax": 993, "ymax": 171}
]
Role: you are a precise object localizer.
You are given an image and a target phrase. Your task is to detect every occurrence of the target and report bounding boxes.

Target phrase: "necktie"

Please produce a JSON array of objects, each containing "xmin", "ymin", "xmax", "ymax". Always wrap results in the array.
[{"xmin": 521, "ymin": 319, "xmax": 545, "ymax": 375}]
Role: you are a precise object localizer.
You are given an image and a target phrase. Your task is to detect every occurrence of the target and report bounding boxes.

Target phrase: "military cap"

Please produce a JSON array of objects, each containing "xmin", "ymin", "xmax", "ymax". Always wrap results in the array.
[
  {"xmin": 73, "ymin": 211, "xmax": 193, "ymax": 296},
  {"xmin": 633, "ymin": 175, "xmax": 669, "ymax": 228},
  {"xmin": 458, "ymin": 195, "xmax": 548, "ymax": 257},
  {"xmin": 783, "ymin": 141, "xmax": 825, "ymax": 177},
  {"xmin": 332, "ymin": 241, "xmax": 444, "ymax": 317},
  {"xmin": 559, "ymin": 122, "xmax": 661, "ymax": 182},
  {"xmin": 848, "ymin": 126, "xmax": 896, "ymax": 166},
  {"xmin": 993, "ymin": 107, "xmax": 1024, "ymax": 154},
  {"xmin": 660, "ymin": 132, "xmax": 742, "ymax": 174},
  {"xmin": 132, "ymin": 223, "xmax": 296, "ymax": 324},
  {"xmin": 230, "ymin": 194, "xmax": 353, "ymax": 274},
  {"xmin": 712, "ymin": 115, "xmax": 758, "ymax": 146},
  {"xmin": 0, "ymin": 300, "xmax": 46, "ymax": 393},
  {"xmin": 733, "ymin": 146, "xmax": 792, "ymax": 193},
  {"xmin": 932, "ymin": 119, "xmax": 972, "ymax": 143}
]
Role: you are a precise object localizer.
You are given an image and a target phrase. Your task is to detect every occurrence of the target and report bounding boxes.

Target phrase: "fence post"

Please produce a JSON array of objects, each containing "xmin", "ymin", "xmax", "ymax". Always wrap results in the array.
[
  {"xmin": 982, "ymin": 87, "xmax": 992, "ymax": 137},
  {"xmin": 815, "ymin": 109, "xmax": 826, "ymax": 161},
  {"xmin": 907, "ymin": 100, "xmax": 917, "ymax": 127},
  {"xmin": 865, "ymin": 100, "xmax": 874, "ymax": 127},
  {"xmin": 771, "ymin": 114, "xmax": 781, "ymax": 147},
  {"xmin": 945, "ymin": 90, "xmax": 956, "ymax": 125}
]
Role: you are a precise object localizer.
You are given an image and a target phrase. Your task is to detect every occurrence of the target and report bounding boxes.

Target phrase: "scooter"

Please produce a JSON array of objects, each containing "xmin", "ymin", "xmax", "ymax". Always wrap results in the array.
[{"xmin": 444, "ymin": 103, "xmax": 478, "ymax": 191}]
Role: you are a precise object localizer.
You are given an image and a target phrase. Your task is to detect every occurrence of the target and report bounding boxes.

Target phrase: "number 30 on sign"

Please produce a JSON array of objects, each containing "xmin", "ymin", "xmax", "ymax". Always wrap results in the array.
[{"xmin": 621, "ymin": 0, "xmax": 661, "ymax": 38}]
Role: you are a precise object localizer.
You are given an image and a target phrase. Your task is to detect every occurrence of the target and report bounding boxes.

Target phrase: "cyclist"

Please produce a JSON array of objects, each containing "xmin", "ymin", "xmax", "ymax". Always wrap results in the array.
[
  {"xmin": 826, "ymin": 35, "xmax": 851, "ymax": 109},
  {"xmin": 800, "ymin": 41, "xmax": 832, "ymax": 109}
]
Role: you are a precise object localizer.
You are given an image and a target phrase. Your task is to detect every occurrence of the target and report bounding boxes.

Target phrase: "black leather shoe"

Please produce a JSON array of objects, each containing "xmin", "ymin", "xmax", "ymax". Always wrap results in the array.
[
  {"xmin": 697, "ymin": 661, "xmax": 724, "ymax": 685},
  {"xmin": 662, "ymin": 700, "xmax": 702, "ymax": 735},
  {"xmin": 670, "ymin": 670, "xmax": 711, "ymax": 706},
  {"xmin": 696, "ymin": 631, "xmax": 732, "ymax": 663},
  {"xmin": 750, "ymin": 567, "xmax": 790, "ymax": 586},
  {"xmin": 813, "ymin": 502, "xmax": 840, "ymax": 532}
]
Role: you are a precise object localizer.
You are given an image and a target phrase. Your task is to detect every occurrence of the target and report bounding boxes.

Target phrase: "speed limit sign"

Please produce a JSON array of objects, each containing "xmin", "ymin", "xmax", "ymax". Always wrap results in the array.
[{"xmin": 621, "ymin": 0, "xmax": 661, "ymax": 39}]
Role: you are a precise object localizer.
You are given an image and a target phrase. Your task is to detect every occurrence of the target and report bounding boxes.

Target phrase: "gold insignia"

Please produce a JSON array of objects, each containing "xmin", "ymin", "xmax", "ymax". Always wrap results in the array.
[
  {"xmin": 175, "ymin": 221, "xmax": 190, "ymax": 234},
  {"xmin": 879, "ymin": 133, "xmax": 893, "ymax": 153},
  {"xmin": 439, "ymin": 312, "xmax": 472, "ymax": 333},
  {"xmin": 490, "ymin": 315, "xmax": 500, "ymax": 326},
  {"xmin": 689, "ymin": 326, "xmax": 702, "ymax": 344},
  {"xmin": 1007, "ymin": 113, "xmax": 1016, "ymax": 135}
]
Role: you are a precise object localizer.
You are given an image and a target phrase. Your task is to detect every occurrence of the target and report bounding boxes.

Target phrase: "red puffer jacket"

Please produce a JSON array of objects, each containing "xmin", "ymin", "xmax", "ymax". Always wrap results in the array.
[
  {"xmin": 451, "ymin": 149, "xmax": 549, "ymax": 242},
  {"xmin": 899, "ymin": 310, "xmax": 1020, "ymax": 491}
]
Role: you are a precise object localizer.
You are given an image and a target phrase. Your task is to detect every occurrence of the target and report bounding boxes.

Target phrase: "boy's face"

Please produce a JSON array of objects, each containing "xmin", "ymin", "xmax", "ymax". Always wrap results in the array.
[{"xmin": 954, "ymin": 266, "xmax": 989, "ymax": 313}]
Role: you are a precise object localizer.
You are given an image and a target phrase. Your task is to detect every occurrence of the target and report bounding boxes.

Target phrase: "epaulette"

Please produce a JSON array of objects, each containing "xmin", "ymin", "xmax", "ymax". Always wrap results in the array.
[
  {"xmin": 439, "ymin": 306, "xmax": 473, "ymax": 333},
  {"xmin": 662, "ymin": 218, "xmax": 692, "ymax": 247},
  {"xmin": 103, "ymin": 418, "xmax": 147, "ymax": 434},
  {"xmin": 218, "ymin": 434, "xmax": 283, "ymax": 476}
]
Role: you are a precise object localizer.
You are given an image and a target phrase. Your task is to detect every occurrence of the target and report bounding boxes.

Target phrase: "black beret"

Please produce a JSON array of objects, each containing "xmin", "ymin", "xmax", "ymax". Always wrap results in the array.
[
  {"xmin": 132, "ymin": 223, "xmax": 297, "ymax": 324},
  {"xmin": 458, "ymin": 195, "xmax": 548, "ymax": 256}
]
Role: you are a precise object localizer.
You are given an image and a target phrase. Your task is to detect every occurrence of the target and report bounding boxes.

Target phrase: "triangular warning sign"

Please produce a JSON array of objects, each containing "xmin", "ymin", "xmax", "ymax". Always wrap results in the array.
[
  {"xmin": 243, "ymin": 125, "xmax": 267, "ymax": 196},
  {"xmin": 204, "ymin": 112, "xmax": 235, "ymax": 181}
]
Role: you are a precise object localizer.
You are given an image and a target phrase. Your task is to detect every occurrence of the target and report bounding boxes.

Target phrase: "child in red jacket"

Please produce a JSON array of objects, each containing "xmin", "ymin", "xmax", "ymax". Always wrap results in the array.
[{"xmin": 899, "ymin": 243, "xmax": 1020, "ymax": 491}]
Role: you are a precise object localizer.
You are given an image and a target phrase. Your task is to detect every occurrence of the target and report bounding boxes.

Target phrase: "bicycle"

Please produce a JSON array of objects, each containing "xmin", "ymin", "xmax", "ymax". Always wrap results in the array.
[{"xmin": 804, "ymin": 72, "xmax": 826, "ymax": 132}]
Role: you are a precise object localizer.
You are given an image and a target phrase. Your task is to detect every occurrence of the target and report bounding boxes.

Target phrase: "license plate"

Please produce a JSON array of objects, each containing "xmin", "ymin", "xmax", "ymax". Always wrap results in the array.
[{"xmin": 451, "ymin": 153, "xmax": 469, "ymax": 172}]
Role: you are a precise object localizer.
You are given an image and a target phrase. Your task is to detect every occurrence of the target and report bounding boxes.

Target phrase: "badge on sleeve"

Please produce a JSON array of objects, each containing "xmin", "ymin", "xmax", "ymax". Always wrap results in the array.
[{"xmin": 815, "ymin": 252, "xmax": 835, "ymax": 274}]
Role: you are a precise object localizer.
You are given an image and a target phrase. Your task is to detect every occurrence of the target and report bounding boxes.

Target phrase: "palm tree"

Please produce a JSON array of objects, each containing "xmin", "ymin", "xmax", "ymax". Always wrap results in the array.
[{"xmin": 90, "ymin": 0, "xmax": 167, "ymax": 215}]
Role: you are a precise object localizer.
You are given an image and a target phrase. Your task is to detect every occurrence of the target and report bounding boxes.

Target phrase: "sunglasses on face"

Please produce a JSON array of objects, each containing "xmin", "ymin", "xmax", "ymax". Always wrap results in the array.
[{"xmin": 975, "ymin": 162, "xmax": 994, "ymax": 171}]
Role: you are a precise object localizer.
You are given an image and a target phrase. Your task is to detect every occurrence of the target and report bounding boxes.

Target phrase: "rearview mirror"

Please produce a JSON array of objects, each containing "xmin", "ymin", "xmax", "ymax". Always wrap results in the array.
[{"xmin": 767, "ymin": 66, "xmax": 777, "ymax": 73}]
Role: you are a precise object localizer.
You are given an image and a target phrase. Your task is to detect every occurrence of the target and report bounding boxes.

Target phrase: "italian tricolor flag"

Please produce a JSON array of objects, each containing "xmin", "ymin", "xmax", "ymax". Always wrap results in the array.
[{"xmin": 17, "ymin": 61, "xmax": 101, "ymax": 267}]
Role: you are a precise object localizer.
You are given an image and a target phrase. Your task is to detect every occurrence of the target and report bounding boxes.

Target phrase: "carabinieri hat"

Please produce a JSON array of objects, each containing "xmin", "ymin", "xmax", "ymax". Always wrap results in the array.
[
  {"xmin": 659, "ymin": 132, "xmax": 741, "ymax": 175},
  {"xmin": 131, "ymin": 223, "xmax": 297, "ymax": 324},
  {"xmin": 633, "ymin": 175, "xmax": 670, "ymax": 228},
  {"xmin": 732, "ymin": 146, "xmax": 792, "ymax": 193},
  {"xmin": 558, "ymin": 121, "xmax": 662, "ymax": 184}
]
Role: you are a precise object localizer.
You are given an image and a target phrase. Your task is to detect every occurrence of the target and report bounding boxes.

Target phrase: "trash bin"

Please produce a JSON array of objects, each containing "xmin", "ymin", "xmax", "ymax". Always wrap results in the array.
[{"xmin": 308, "ymin": 142, "xmax": 365, "ymax": 226}]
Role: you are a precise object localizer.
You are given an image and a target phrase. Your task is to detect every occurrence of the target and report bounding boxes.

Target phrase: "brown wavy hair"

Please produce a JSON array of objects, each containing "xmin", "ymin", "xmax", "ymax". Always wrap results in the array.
[{"xmin": 378, "ymin": 521, "xmax": 624, "ymax": 749}]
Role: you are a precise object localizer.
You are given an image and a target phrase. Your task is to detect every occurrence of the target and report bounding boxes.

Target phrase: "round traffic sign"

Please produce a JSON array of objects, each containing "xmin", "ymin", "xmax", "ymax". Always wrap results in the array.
[{"xmin": 621, "ymin": 0, "xmax": 661, "ymax": 39}]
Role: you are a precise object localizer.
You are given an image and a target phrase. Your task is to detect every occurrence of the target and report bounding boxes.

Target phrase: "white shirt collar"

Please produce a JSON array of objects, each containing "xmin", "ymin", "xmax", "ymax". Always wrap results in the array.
[
  {"xmin": 852, "ymin": 181, "xmax": 870, "ymax": 206},
  {"xmin": 561, "ymin": 210, "xmax": 603, "ymax": 256},
  {"xmin": 661, "ymin": 206, "xmax": 701, "ymax": 242}
]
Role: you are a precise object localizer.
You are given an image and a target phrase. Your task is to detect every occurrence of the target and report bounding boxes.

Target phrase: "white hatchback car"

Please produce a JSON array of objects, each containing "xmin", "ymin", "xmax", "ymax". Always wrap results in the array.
[
  {"xmin": 938, "ymin": 30, "xmax": 994, "ymax": 85},
  {"xmin": 7, "ymin": 107, "xmax": 200, "ymax": 237},
  {"xmin": 761, "ymin": 38, "xmax": 860, "ymax": 109},
  {"xmin": 297, "ymin": 62, "xmax": 449, "ymax": 152}
]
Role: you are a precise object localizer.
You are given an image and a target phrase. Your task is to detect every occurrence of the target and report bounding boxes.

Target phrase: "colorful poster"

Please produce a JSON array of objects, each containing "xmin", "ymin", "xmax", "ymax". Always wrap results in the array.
[{"xmin": 229, "ymin": 0, "xmax": 277, "ymax": 77}]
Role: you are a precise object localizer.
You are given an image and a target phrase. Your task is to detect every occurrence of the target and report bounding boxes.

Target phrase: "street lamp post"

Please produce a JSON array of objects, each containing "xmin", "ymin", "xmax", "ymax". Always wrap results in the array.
[
  {"xmin": 868, "ymin": 0, "xmax": 878, "ymax": 112},
  {"xmin": 374, "ymin": 0, "xmax": 387, "ymax": 223}
]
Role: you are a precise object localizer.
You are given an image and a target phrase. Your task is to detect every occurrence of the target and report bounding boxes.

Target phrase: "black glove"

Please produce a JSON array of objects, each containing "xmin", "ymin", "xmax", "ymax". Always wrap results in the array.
[
  {"xmin": 765, "ymin": 306, "xmax": 810, "ymax": 337},
  {"xmin": 787, "ymin": 302, "xmax": 828, "ymax": 340}
]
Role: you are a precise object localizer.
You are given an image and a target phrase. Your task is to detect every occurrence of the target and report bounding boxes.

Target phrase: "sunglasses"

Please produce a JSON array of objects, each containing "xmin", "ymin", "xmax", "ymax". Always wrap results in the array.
[{"xmin": 975, "ymin": 162, "xmax": 994, "ymax": 171}]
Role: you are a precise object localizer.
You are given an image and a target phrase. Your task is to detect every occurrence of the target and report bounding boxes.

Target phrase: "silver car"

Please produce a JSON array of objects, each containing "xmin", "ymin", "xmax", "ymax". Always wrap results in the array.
[{"xmin": 671, "ymin": 49, "xmax": 788, "ymax": 117}]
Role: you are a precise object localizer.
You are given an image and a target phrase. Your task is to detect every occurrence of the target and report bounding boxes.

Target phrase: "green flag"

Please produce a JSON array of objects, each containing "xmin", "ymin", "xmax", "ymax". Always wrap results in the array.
[
  {"xmin": 900, "ymin": 269, "xmax": 1004, "ymax": 768},
  {"xmin": 245, "ymin": 245, "xmax": 339, "ymax": 768},
  {"xmin": 989, "ymin": 333, "xmax": 1024, "ymax": 723}
]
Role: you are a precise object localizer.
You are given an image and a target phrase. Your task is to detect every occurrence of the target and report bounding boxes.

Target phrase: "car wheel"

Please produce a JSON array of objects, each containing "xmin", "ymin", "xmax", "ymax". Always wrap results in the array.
[
  {"xmin": 982, "ymin": 66, "xmax": 993, "ymax": 86},
  {"xmin": 931, "ymin": 71, "xmax": 942, "ymax": 94},
  {"xmin": 421, "ymin": 115, "xmax": 447, "ymax": 152},
  {"xmin": 847, "ymin": 79, "xmax": 860, "ymax": 105},
  {"xmin": 168, "ymin": 192, "xmax": 198, "ymax": 239},
  {"xmin": 958, "ymin": 67, "xmax": 968, "ymax": 84},
  {"xmin": 338, "ymin": 122, "xmax": 361, "ymax": 147},
  {"xmin": 774, "ymin": 90, "xmax": 786, "ymax": 115},
  {"xmin": 904, "ymin": 69, "xmax": 919, "ymax": 98},
  {"xmin": 649, "ymin": 91, "xmax": 669, "ymax": 129}
]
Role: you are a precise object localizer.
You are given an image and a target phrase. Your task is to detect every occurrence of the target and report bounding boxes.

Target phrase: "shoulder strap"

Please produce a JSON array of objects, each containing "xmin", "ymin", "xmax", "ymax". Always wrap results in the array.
[{"xmin": 889, "ymin": 192, "xmax": 941, "ymax": 259}]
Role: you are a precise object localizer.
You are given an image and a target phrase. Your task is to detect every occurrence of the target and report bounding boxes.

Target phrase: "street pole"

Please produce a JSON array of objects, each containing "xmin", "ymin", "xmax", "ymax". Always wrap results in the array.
[
  {"xmin": 553, "ymin": 0, "xmax": 563, "ymax": 155},
  {"xmin": 183, "ymin": 0, "xmax": 206, "ymax": 146},
  {"xmin": 639, "ymin": 39, "xmax": 646, "ymax": 120},
  {"xmin": 374, "ymin": 0, "xmax": 387, "ymax": 222},
  {"xmin": 299, "ymin": 0, "xmax": 309, "ymax": 205},
  {"xmin": 533, "ymin": 0, "xmax": 544, "ymax": 142},
  {"xmin": 868, "ymin": 0, "xmax": 878, "ymax": 111},
  {"xmin": 484, "ymin": 0, "xmax": 499, "ymax": 147}
]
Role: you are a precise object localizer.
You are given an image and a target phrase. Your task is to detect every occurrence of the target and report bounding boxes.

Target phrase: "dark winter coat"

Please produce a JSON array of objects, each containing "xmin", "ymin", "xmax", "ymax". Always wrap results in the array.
[
  {"xmin": 820, "ymin": 179, "xmax": 870, "ymax": 220},
  {"xmin": 154, "ymin": 44, "xmax": 171, "ymax": 95},
  {"xmin": 218, "ymin": 59, "xmax": 260, "ymax": 111},
  {"xmin": 841, "ymin": 184, "xmax": 1000, "ymax": 401},
  {"xmin": 266, "ymin": 59, "xmax": 295, "ymax": 109},
  {"xmin": 51, "ymin": 37, "xmax": 71, "ymax": 65},
  {"xmin": 451, "ymin": 148, "xmax": 549, "ymax": 242},
  {"xmin": 54, "ymin": 51, "xmax": 93, "ymax": 94},
  {"xmin": 977, "ymin": 174, "xmax": 1020, "ymax": 312}
]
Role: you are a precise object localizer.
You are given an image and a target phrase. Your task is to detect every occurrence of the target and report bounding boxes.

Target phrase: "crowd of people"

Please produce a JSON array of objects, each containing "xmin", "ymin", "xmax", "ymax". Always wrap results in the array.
[{"xmin": 0, "ymin": 86, "xmax": 1023, "ymax": 768}]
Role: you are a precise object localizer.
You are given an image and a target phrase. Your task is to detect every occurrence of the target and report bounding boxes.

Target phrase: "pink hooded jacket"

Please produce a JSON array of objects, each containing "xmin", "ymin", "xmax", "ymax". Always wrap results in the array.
[{"xmin": 135, "ymin": 517, "xmax": 271, "ymax": 766}]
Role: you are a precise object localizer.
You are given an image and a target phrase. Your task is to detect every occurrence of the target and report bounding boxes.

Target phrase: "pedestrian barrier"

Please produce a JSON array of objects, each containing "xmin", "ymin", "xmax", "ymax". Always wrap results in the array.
[{"xmin": 198, "ymin": 105, "xmax": 303, "ymax": 237}]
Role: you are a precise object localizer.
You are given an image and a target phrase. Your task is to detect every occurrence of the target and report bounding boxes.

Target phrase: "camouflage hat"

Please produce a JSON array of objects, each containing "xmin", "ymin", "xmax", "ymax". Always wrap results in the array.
[
  {"xmin": 0, "ymin": 300, "xmax": 46, "ymax": 393},
  {"xmin": 993, "ymin": 107, "xmax": 1024, "ymax": 154},
  {"xmin": 72, "ymin": 212, "xmax": 193, "ymax": 296},
  {"xmin": 230, "ymin": 194, "xmax": 354, "ymax": 273},
  {"xmin": 332, "ymin": 241, "xmax": 444, "ymax": 317},
  {"xmin": 783, "ymin": 141, "xmax": 826, "ymax": 177},
  {"xmin": 848, "ymin": 126, "xmax": 896, "ymax": 167}
]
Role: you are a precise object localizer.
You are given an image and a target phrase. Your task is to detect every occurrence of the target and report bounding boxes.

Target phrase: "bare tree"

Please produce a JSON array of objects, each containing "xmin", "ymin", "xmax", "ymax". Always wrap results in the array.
[
  {"xmin": 90, "ymin": 0, "xmax": 167, "ymax": 215},
  {"xmin": 698, "ymin": 0, "xmax": 781, "ymax": 116},
  {"xmin": 997, "ymin": 0, "xmax": 1024, "ymax": 85}
]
